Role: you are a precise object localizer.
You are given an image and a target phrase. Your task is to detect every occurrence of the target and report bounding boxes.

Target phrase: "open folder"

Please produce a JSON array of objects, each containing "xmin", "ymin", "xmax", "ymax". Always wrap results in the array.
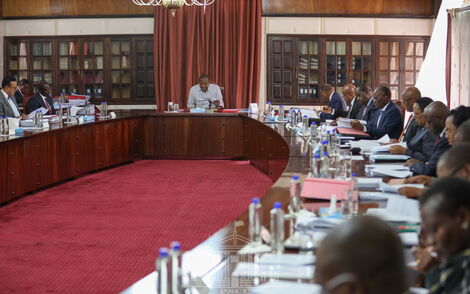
[{"xmin": 336, "ymin": 127, "xmax": 371, "ymax": 139}]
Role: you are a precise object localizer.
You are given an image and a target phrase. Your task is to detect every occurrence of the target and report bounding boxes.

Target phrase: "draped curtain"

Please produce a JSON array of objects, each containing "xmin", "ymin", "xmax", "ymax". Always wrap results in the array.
[{"xmin": 153, "ymin": 0, "xmax": 262, "ymax": 109}]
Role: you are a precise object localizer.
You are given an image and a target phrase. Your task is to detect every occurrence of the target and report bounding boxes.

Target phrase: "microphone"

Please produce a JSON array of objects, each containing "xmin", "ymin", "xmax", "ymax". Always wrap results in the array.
[{"xmin": 207, "ymin": 99, "xmax": 223, "ymax": 110}]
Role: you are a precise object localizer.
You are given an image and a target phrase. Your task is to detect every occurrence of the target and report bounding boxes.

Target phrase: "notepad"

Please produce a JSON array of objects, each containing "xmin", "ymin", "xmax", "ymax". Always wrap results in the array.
[
  {"xmin": 371, "ymin": 142, "xmax": 407, "ymax": 153},
  {"xmin": 356, "ymin": 177, "xmax": 383, "ymax": 189},
  {"xmin": 301, "ymin": 178, "xmax": 353, "ymax": 200}
]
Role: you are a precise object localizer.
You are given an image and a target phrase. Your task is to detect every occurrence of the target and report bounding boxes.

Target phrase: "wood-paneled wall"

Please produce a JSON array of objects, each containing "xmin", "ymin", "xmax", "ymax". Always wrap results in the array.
[
  {"xmin": 1, "ymin": 0, "xmax": 153, "ymax": 18},
  {"xmin": 262, "ymin": 0, "xmax": 440, "ymax": 17},
  {"xmin": 2, "ymin": 0, "xmax": 439, "ymax": 18}
]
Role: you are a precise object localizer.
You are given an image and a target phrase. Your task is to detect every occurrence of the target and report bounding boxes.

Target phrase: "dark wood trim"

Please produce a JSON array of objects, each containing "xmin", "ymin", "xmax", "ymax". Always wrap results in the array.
[{"xmin": 0, "ymin": 14, "xmax": 154, "ymax": 20}]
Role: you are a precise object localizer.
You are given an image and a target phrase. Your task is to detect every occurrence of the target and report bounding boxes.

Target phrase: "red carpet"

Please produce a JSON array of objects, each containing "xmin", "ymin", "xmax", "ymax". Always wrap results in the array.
[{"xmin": 0, "ymin": 160, "xmax": 272, "ymax": 293}]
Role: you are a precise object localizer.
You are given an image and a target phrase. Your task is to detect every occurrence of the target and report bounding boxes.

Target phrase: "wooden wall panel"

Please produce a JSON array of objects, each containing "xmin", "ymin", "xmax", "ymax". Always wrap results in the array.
[
  {"xmin": 2, "ymin": 0, "xmax": 153, "ymax": 18},
  {"xmin": 262, "ymin": 0, "xmax": 439, "ymax": 17}
]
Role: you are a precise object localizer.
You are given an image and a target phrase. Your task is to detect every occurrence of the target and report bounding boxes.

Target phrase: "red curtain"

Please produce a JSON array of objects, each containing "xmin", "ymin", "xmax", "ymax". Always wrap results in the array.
[{"xmin": 153, "ymin": 0, "xmax": 262, "ymax": 109}]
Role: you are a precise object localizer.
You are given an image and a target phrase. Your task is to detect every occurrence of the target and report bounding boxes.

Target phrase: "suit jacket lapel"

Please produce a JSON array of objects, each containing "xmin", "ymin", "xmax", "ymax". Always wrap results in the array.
[{"xmin": 1, "ymin": 91, "xmax": 15, "ymax": 116}]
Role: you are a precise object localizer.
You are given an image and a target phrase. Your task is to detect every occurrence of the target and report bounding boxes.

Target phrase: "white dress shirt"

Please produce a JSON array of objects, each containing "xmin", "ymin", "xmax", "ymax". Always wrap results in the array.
[
  {"xmin": 40, "ymin": 93, "xmax": 52, "ymax": 113},
  {"xmin": 187, "ymin": 84, "xmax": 224, "ymax": 109},
  {"xmin": 2, "ymin": 89, "xmax": 20, "ymax": 117}
]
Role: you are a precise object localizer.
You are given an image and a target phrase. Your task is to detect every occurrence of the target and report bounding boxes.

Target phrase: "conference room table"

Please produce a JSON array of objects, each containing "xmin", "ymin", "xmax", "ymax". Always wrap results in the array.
[{"xmin": 0, "ymin": 111, "xmax": 390, "ymax": 293}]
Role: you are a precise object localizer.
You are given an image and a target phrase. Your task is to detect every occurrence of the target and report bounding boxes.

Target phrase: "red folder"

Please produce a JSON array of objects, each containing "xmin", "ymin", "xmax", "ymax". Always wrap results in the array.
[
  {"xmin": 336, "ymin": 127, "xmax": 370, "ymax": 137},
  {"xmin": 300, "ymin": 178, "xmax": 353, "ymax": 200}
]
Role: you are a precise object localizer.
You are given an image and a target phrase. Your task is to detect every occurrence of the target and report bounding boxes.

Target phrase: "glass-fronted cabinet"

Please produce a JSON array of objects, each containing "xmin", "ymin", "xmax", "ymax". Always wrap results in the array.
[
  {"xmin": 298, "ymin": 40, "xmax": 320, "ymax": 101},
  {"xmin": 111, "ymin": 40, "xmax": 132, "ymax": 99}
]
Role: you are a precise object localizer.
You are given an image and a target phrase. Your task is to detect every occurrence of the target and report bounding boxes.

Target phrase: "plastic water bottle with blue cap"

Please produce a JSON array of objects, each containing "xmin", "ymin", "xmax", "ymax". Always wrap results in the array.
[
  {"xmin": 170, "ymin": 241, "xmax": 182, "ymax": 294},
  {"xmin": 289, "ymin": 175, "xmax": 302, "ymax": 214},
  {"xmin": 351, "ymin": 173, "xmax": 359, "ymax": 215},
  {"xmin": 302, "ymin": 115, "xmax": 309, "ymax": 134},
  {"xmin": 278, "ymin": 105, "xmax": 285, "ymax": 121},
  {"xmin": 270, "ymin": 202, "xmax": 285, "ymax": 253},
  {"xmin": 156, "ymin": 247, "xmax": 170, "ymax": 294},
  {"xmin": 311, "ymin": 154, "xmax": 321, "ymax": 178},
  {"xmin": 249, "ymin": 198, "xmax": 262, "ymax": 244},
  {"xmin": 320, "ymin": 151, "xmax": 330, "ymax": 178}
]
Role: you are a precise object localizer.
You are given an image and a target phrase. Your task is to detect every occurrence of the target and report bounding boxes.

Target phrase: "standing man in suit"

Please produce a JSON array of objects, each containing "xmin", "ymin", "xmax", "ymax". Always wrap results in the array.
[
  {"xmin": 0, "ymin": 76, "xmax": 22, "ymax": 118},
  {"xmin": 28, "ymin": 80, "xmax": 56, "ymax": 115},
  {"xmin": 319, "ymin": 84, "xmax": 346, "ymax": 120},
  {"xmin": 406, "ymin": 101, "xmax": 451, "ymax": 176},
  {"xmin": 357, "ymin": 83, "xmax": 378, "ymax": 122},
  {"xmin": 399, "ymin": 87, "xmax": 422, "ymax": 142},
  {"xmin": 14, "ymin": 79, "xmax": 31, "ymax": 111},
  {"xmin": 351, "ymin": 86, "xmax": 403, "ymax": 139}
]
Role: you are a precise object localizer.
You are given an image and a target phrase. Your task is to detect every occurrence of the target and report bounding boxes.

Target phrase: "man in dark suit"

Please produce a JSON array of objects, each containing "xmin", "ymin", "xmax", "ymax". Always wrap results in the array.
[
  {"xmin": 406, "ymin": 101, "xmax": 451, "ymax": 177},
  {"xmin": 28, "ymin": 80, "xmax": 56, "ymax": 115},
  {"xmin": 351, "ymin": 86, "xmax": 403, "ymax": 139},
  {"xmin": 322, "ymin": 83, "xmax": 366, "ymax": 120},
  {"xmin": 399, "ymin": 86, "xmax": 422, "ymax": 143},
  {"xmin": 356, "ymin": 83, "xmax": 378, "ymax": 122},
  {"xmin": 319, "ymin": 84, "xmax": 345, "ymax": 120},
  {"xmin": 14, "ymin": 79, "xmax": 31, "ymax": 110}
]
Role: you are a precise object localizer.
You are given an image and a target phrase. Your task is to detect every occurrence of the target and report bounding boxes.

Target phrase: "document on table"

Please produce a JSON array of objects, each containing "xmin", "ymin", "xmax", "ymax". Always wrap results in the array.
[
  {"xmin": 370, "ymin": 154, "xmax": 410, "ymax": 161},
  {"xmin": 339, "ymin": 155, "xmax": 364, "ymax": 161},
  {"xmin": 366, "ymin": 164, "xmax": 409, "ymax": 171},
  {"xmin": 259, "ymin": 253, "xmax": 315, "ymax": 266},
  {"xmin": 250, "ymin": 280, "xmax": 322, "ymax": 294},
  {"xmin": 367, "ymin": 164, "xmax": 412, "ymax": 178},
  {"xmin": 400, "ymin": 232, "xmax": 419, "ymax": 246},
  {"xmin": 356, "ymin": 177, "xmax": 383, "ymax": 189},
  {"xmin": 359, "ymin": 191, "xmax": 406, "ymax": 201},
  {"xmin": 371, "ymin": 142, "xmax": 407, "ymax": 153},
  {"xmin": 28, "ymin": 107, "xmax": 47, "ymax": 117},
  {"xmin": 349, "ymin": 140, "xmax": 381, "ymax": 152},
  {"xmin": 232, "ymin": 262, "xmax": 314, "ymax": 280},
  {"xmin": 378, "ymin": 134, "xmax": 391, "ymax": 144},
  {"xmin": 380, "ymin": 182, "xmax": 425, "ymax": 193},
  {"xmin": 367, "ymin": 197, "xmax": 420, "ymax": 223}
]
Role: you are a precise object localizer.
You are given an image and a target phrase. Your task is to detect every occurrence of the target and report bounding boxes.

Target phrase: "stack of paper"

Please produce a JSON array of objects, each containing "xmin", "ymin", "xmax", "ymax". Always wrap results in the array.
[
  {"xmin": 259, "ymin": 253, "xmax": 315, "ymax": 266},
  {"xmin": 370, "ymin": 154, "xmax": 410, "ymax": 161},
  {"xmin": 337, "ymin": 118, "xmax": 367, "ymax": 129},
  {"xmin": 359, "ymin": 191, "xmax": 406, "ymax": 201},
  {"xmin": 366, "ymin": 197, "xmax": 420, "ymax": 223},
  {"xmin": 250, "ymin": 281, "xmax": 322, "ymax": 294},
  {"xmin": 296, "ymin": 215, "xmax": 345, "ymax": 231},
  {"xmin": 232, "ymin": 262, "xmax": 314, "ymax": 279},
  {"xmin": 366, "ymin": 164, "xmax": 412, "ymax": 178},
  {"xmin": 349, "ymin": 140, "xmax": 381, "ymax": 152},
  {"xmin": 356, "ymin": 177, "xmax": 383, "ymax": 189}
]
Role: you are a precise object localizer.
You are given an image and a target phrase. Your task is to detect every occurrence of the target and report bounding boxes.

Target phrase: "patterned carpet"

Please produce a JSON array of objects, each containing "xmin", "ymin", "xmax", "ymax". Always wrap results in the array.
[{"xmin": 0, "ymin": 160, "xmax": 272, "ymax": 293}]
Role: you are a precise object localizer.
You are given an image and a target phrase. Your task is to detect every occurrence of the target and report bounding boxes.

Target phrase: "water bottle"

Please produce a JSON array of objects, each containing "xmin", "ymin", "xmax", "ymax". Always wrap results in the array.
[
  {"xmin": 310, "ymin": 122, "xmax": 318, "ymax": 138},
  {"xmin": 301, "ymin": 115, "xmax": 309, "ymax": 134},
  {"xmin": 4, "ymin": 116, "xmax": 10, "ymax": 135},
  {"xmin": 38, "ymin": 112, "xmax": 44, "ymax": 128},
  {"xmin": 311, "ymin": 154, "xmax": 321, "ymax": 178},
  {"xmin": 270, "ymin": 202, "xmax": 285, "ymax": 253},
  {"xmin": 156, "ymin": 248, "xmax": 170, "ymax": 294},
  {"xmin": 351, "ymin": 173, "xmax": 359, "ymax": 216},
  {"xmin": 278, "ymin": 105, "xmax": 285, "ymax": 121},
  {"xmin": 320, "ymin": 152, "xmax": 330, "ymax": 178},
  {"xmin": 1, "ymin": 116, "xmax": 6, "ymax": 135},
  {"xmin": 289, "ymin": 175, "xmax": 302, "ymax": 214},
  {"xmin": 321, "ymin": 140, "xmax": 329, "ymax": 155},
  {"xmin": 0, "ymin": 117, "xmax": 4, "ymax": 135},
  {"xmin": 169, "ymin": 242, "xmax": 182, "ymax": 294},
  {"xmin": 100, "ymin": 102, "xmax": 108, "ymax": 118},
  {"xmin": 60, "ymin": 92, "xmax": 66, "ymax": 104},
  {"xmin": 265, "ymin": 101, "xmax": 272, "ymax": 117},
  {"xmin": 248, "ymin": 198, "xmax": 262, "ymax": 244}
]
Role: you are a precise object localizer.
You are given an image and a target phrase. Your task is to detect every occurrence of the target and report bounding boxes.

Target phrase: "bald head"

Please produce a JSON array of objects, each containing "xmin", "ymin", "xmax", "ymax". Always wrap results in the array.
[
  {"xmin": 424, "ymin": 101, "xmax": 450, "ymax": 135},
  {"xmin": 402, "ymin": 87, "xmax": 422, "ymax": 112},
  {"xmin": 456, "ymin": 120, "xmax": 470, "ymax": 145},
  {"xmin": 314, "ymin": 216, "xmax": 408, "ymax": 294},
  {"xmin": 437, "ymin": 144, "xmax": 470, "ymax": 181},
  {"xmin": 342, "ymin": 83, "xmax": 356, "ymax": 104}
]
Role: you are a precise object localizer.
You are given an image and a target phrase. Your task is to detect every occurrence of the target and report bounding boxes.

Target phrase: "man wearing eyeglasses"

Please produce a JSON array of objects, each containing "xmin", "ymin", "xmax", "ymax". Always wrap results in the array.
[
  {"xmin": 0, "ymin": 76, "xmax": 23, "ymax": 118},
  {"xmin": 398, "ymin": 87, "xmax": 422, "ymax": 143}
]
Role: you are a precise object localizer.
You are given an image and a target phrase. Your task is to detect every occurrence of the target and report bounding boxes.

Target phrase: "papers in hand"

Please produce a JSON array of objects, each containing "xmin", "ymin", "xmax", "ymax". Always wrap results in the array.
[
  {"xmin": 371, "ymin": 142, "xmax": 407, "ymax": 153},
  {"xmin": 367, "ymin": 197, "xmax": 420, "ymax": 223},
  {"xmin": 380, "ymin": 182, "xmax": 425, "ymax": 194},
  {"xmin": 250, "ymin": 281, "xmax": 322, "ymax": 294}
]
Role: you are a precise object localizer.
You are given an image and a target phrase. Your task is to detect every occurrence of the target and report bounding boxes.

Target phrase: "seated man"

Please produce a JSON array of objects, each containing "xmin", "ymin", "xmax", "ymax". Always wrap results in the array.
[
  {"xmin": 399, "ymin": 87, "xmax": 422, "ymax": 142},
  {"xmin": 444, "ymin": 106, "xmax": 470, "ymax": 146},
  {"xmin": 351, "ymin": 86, "xmax": 403, "ymax": 139},
  {"xmin": 187, "ymin": 74, "xmax": 224, "ymax": 109},
  {"xmin": 0, "ymin": 76, "xmax": 23, "ymax": 118},
  {"xmin": 357, "ymin": 83, "xmax": 377, "ymax": 122},
  {"xmin": 320, "ymin": 83, "xmax": 364, "ymax": 119},
  {"xmin": 28, "ymin": 80, "xmax": 56, "ymax": 115},
  {"xmin": 419, "ymin": 177, "xmax": 470, "ymax": 294},
  {"xmin": 319, "ymin": 84, "xmax": 346, "ymax": 120},
  {"xmin": 389, "ymin": 97, "xmax": 435, "ymax": 162},
  {"xmin": 406, "ymin": 101, "xmax": 451, "ymax": 176},
  {"xmin": 314, "ymin": 215, "xmax": 408, "ymax": 294},
  {"xmin": 14, "ymin": 79, "xmax": 31, "ymax": 110}
]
